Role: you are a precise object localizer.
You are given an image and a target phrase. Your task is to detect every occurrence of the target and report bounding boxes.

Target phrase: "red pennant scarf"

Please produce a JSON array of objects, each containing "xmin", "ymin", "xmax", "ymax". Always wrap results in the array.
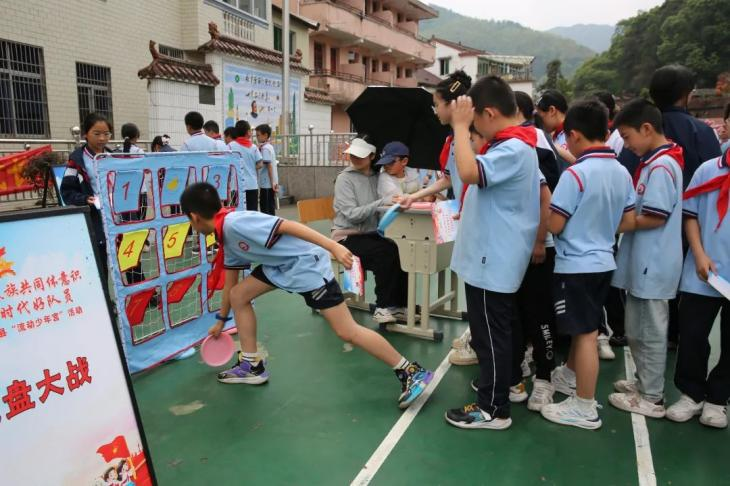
[
  {"xmin": 683, "ymin": 150, "xmax": 730, "ymax": 230},
  {"xmin": 439, "ymin": 135, "xmax": 453, "ymax": 171},
  {"xmin": 207, "ymin": 207, "xmax": 236, "ymax": 299},
  {"xmin": 235, "ymin": 136, "xmax": 253, "ymax": 148},
  {"xmin": 632, "ymin": 143, "xmax": 685, "ymax": 188},
  {"xmin": 458, "ymin": 125, "xmax": 539, "ymax": 212},
  {"xmin": 552, "ymin": 122, "xmax": 565, "ymax": 142}
]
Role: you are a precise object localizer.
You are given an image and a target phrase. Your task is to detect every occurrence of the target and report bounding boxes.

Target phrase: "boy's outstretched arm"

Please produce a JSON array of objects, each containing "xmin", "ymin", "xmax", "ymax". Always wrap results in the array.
[
  {"xmin": 685, "ymin": 217, "xmax": 717, "ymax": 281},
  {"xmin": 278, "ymin": 219, "xmax": 354, "ymax": 269},
  {"xmin": 398, "ymin": 177, "xmax": 452, "ymax": 208}
]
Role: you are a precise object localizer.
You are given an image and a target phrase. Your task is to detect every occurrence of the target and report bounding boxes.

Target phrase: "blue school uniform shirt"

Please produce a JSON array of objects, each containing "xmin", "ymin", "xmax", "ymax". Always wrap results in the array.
[
  {"xmin": 612, "ymin": 144, "xmax": 684, "ymax": 299},
  {"xmin": 180, "ymin": 130, "xmax": 220, "ymax": 152},
  {"xmin": 258, "ymin": 142, "xmax": 277, "ymax": 189},
  {"xmin": 550, "ymin": 147, "xmax": 636, "ymax": 274},
  {"xmin": 679, "ymin": 154, "xmax": 730, "ymax": 298},
  {"xmin": 442, "ymin": 138, "xmax": 464, "ymax": 201},
  {"xmin": 222, "ymin": 211, "xmax": 334, "ymax": 293},
  {"xmin": 450, "ymin": 138, "xmax": 541, "ymax": 293},
  {"xmin": 229, "ymin": 140, "xmax": 262, "ymax": 191}
]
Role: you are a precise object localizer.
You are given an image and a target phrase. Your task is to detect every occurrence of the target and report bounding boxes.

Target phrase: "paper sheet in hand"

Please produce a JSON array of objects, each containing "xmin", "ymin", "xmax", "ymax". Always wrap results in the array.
[
  {"xmin": 431, "ymin": 199, "xmax": 459, "ymax": 244},
  {"xmin": 708, "ymin": 272, "xmax": 730, "ymax": 301},
  {"xmin": 342, "ymin": 255, "xmax": 365, "ymax": 297}
]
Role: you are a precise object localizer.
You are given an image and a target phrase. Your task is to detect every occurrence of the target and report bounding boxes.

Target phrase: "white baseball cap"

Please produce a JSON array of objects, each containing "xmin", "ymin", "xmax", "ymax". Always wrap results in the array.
[{"xmin": 344, "ymin": 138, "xmax": 376, "ymax": 158}]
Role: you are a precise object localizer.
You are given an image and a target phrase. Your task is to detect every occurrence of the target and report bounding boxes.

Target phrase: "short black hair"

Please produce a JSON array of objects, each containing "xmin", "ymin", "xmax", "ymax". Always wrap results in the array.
[
  {"xmin": 234, "ymin": 120, "xmax": 251, "ymax": 138},
  {"xmin": 180, "ymin": 182, "xmax": 222, "ymax": 219},
  {"xmin": 514, "ymin": 91, "xmax": 535, "ymax": 121},
  {"xmin": 184, "ymin": 111, "xmax": 205, "ymax": 130},
  {"xmin": 536, "ymin": 89, "xmax": 568, "ymax": 113},
  {"xmin": 468, "ymin": 75, "xmax": 517, "ymax": 117},
  {"xmin": 256, "ymin": 124, "xmax": 272, "ymax": 138},
  {"xmin": 435, "ymin": 70, "xmax": 472, "ymax": 103},
  {"xmin": 592, "ymin": 91, "xmax": 616, "ymax": 120},
  {"xmin": 564, "ymin": 99, "xmax": 609, "ymax": 142},
  {"xmin": 223, "ymin": 127, "xmax": 235, "ymax": 138},
  {"xmin": 613, "ymin": 98, "xmax": 664, "ymax": 134},
  {"xmin": 650, "ymin": 64, "xmax": 696, "ymax": 109},
  {"xmin": 203, "ymin": 120, "xmax": 220, "ymax": 134}
]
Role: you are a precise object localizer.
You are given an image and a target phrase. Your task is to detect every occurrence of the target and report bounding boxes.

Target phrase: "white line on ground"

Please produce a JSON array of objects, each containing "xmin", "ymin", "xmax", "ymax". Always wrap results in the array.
[
  {"xmin": 350, "ymin": 330, "xmax": 468, "ymax": 486},
  {"xmin": 623, "ymin": 346, "xmax": 657, "ymax": 486}
]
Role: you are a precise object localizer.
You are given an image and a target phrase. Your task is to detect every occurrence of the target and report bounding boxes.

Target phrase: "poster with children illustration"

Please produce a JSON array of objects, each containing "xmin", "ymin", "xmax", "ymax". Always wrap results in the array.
[
  {"xmin": 222, "ymin": 63, "xmax": 301, "ymax": 136},
  {"xmin": 0, "ymin": 207, "xmax": 156, "ymax": 485}
]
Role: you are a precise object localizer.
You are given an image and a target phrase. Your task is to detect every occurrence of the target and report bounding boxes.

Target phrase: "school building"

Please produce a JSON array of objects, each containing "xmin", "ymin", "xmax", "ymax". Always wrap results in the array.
[
  {"xmin": 426, "ymin": 37, "xmax": 535, "ymax": 95},
  {"xmin": 0, "ymin": 0, "xmax": 440, "ymax": 146}
]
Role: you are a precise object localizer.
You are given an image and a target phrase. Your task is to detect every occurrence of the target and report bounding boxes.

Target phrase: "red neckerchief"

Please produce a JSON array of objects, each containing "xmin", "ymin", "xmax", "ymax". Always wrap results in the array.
[
  {"xmin": 552, "ymin": 121, "xmax": 565, "ymax": 142},
  {"xmin": 458, "ymin": 125, "xmax": 539, "ymax": 213},
  {"xmin": 439, "ymin": 135, "xmax": 453, "ymax": 171},
  {"xmin": 207, "ymin": 207, "xmax": 236, "ymax": 299},
  {"xmin": 235, "ymin": 136, "xmax": 253, "ymax": 148},
  {"xmin": 608, "ymin": 120, "xmax": 614, "ymax": 131},
  {"xmin": 632, "ymin": 143, "xmax": 685, "ymax": 188},
  {"xmin": 683, "ymin": 149, "xmax": 730, "ymax": 230},
  {"xmin": 211, "ymin": 133, "xmax": 222, "ymax": 140}
]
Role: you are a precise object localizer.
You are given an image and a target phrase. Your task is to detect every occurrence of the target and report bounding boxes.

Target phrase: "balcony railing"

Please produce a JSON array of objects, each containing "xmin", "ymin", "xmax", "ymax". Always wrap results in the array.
[{"xmin": 311, "ymin": 69, "xmax": 365, "ymax": 84}]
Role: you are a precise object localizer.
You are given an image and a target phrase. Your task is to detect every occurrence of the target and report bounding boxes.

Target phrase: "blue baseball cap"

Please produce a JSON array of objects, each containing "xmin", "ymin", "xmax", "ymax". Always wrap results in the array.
[{"xmin": 375, "ymin": 141, "xmax": 410, "ymax": 166}]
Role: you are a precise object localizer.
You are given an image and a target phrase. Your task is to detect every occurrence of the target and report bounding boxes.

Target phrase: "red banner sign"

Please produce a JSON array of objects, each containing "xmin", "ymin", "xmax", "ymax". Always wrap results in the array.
[{"xmin": 0, "ymin": 145, "xmax": 53, "ymax": 196}]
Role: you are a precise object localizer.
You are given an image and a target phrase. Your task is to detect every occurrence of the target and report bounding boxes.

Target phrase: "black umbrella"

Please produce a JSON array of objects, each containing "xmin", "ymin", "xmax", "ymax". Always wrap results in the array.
[{"xmin": 346, "ymin": 87, "xmax": 450, "ymax": 170}]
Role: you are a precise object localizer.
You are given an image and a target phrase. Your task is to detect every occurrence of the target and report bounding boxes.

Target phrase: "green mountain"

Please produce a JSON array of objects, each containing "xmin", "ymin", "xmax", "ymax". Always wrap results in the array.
[
  {"xmin": 420, "ymin": 5, "xmax": 596, "ymax": 79},
  {"xmin": 547, "ymin": 24, "xmax": 615, "ymax": 53}
]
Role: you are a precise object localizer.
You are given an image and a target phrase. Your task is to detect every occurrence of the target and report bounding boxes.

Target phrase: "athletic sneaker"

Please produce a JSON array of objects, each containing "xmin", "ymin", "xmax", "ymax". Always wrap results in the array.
[
  {"xmin": 700, "ymin": 403, "xmax": 728, "ymax": 429},
  {"xmin": 551, "ymin": 365, "xmax": 576, "ymax": 396},
  {"xmin": 613, "ymin": 379, "xmax": 639, "ymax": 394},
  {"xmin": 598, "ymin": 335, "xmax": 615, "ymax": 360},
  {"xmin": 608, "ymin": 393, "xmax": 666, "ymax": 418},
  {"xmin": 666, "ymin": 394, "xmax": 704, "ymax": 422},
  {"xmin": 510, "ymin": 382, "xmax": 528, "ymax": 403},
  {"xmin": 541, "ymin": 396, "xmax": 602, "ymax": 430},
  {"xmin": 390, "ymin": 307, "xmax": 407, "ymax": 321},
  {"xmin": 450, "ymin": 344, "xmax": 478, "ymax": 365},
  {"xmin": 452, "ymin": 329, "xmax": 471, "ymax": 349},
  {"xmin": 527, "ymin": 379, "xmax": 555, "ymax": 412},
  {"xmin": 217, "ymin": 358, "xmax": 269, "ymax": 385},
  {"xmin": 373, "ymin": 308, "xmax": 397, "ymax": 324},
  {"xmin": 445, "ymin": 403, "xmax": 512, "ymax": 430},
  {"xmin": 396, "ymin": 362, "xmax": 434, "ymax": 409},
  {"xmin": 522, "ymin": 345, "xmax": 534, "ymax": 377}
]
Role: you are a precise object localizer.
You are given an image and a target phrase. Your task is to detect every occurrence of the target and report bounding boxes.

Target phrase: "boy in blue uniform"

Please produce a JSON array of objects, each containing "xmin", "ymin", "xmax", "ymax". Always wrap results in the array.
[
  {"xmin": 203, "ymin": 120, "xmax": 230, "ymax": 151},
  {"xmin": 443, "ymin": 76, "xmax": 541, "ymax": 430},
  {"xmin": 181, "ymin": 111, "xmax": 220, "ymax": 152},
  {"xmin": 255, "ymin": 123, "xmax": 279, "ymax": 216},
  {"xmin": 180, "ymin": 182, "xmax": 433, "ymax": 409},
  {"xmin": 666, "ymin": 147, "xmax": 730, "ymax": 429},
  {"xmin": 608, "ymin": 99, "xmax": 685, "ymax": 418},
  {"xmin": 541, "ymin": 100, "xmax": 636, "ymax": 430},
  {"xmin": 229, "ymin": 120, "xmax": 262, "ymax": 211}
]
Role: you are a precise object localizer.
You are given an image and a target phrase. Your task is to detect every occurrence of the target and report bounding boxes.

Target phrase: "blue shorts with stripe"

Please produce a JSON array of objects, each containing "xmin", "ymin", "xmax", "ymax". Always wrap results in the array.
[{"xmin": 552, "ymin": 272, "xmax": 612, "ymax": 336}]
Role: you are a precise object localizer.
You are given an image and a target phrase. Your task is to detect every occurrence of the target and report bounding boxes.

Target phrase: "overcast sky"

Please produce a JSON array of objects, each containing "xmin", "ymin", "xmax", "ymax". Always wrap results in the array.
[{"xmin": 427, "ymin": 0, "xmax": 666, "ymax": 30}]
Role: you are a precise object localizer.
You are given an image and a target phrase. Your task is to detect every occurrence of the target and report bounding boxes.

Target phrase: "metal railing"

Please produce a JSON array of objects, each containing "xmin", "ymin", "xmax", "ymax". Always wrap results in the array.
[
  {"xmin": 272, "ymin": 133, "xmax": 356, "ymax": 167},
  {"xmin": 311, "ymin": 69, "xmax": 365, "ymax": 83}
]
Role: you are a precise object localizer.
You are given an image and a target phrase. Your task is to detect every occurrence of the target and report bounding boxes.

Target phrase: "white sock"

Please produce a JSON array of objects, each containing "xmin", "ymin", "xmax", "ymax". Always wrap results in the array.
[
  {"xmin": 241, "ymin": 351, "xmax": 259, "ymax": 364},
  {"xmin": 575, "ymin": 396, "xmax": 595, "ymax": 413},
  {"xmin": 393, "ymin": 357, "xmax": 410, "ymax": 371}
]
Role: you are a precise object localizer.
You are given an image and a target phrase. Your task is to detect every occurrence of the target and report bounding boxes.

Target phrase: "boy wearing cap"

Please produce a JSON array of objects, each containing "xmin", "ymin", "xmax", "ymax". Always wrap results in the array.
[
  {"xmin": 333, "ymin": 137, "xmax": 409, "ymax": 324},
  {"xmin": 376, "ymin": 142, "xmax": 421, "ymax": 200}
]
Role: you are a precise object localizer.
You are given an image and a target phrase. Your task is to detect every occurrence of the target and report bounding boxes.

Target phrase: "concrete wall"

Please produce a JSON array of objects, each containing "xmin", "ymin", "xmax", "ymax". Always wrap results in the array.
[
  {"xmin": 278, "ymin": 165, "xmax": 344, "ymax": 200},
  {"xmin": 300, "ymin": 102, "xmax": 333, "ymax": 134}
]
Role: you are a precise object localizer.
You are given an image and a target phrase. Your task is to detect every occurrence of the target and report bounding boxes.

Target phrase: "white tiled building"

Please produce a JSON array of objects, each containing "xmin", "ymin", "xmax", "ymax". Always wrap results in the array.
[{"xmin": 426, "ymin": 37, "xmax": 535, "ymax": 95}]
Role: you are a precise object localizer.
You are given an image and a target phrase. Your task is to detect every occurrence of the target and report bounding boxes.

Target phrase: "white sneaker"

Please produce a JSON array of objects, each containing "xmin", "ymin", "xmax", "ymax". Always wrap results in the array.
[
  {"xmin": 608, "ymin": 392, "xmax": 666, "ymax": 418},
  {"xmin": 551, "ymin": 365, "xmax": 576, "ymax": 396},
  {"xmin": 541, "ymin": 396, "xmax": 602, "ymax": 430},
  {"xmin": 528, "ymin": 379, "xmax": 555, "ymax": 412},
  {"xmin": 666, "ymin": 394, "xmax": 704, "ymax": 422},
  {"xmin": 613, "ymin": 380, "xmax": 639, "ymax": 394},
  {"xmin": 509, "ymin": 382, "xmax": 528, "ymax": 403},
  {"xmin": 449, "ymin": 344, "xmax": 478, "ymax": 366},
  {"xmin": 598, "ymin": 335, "xmax": 615, "ymax": 360},
  {"xmin": 700, "ymin": 403, "xmax": 728, "ymax": 429},
  {"xmin": 373, "ymin": 308, "xmax": 397, "ymax": 324},
  {"xmin": 452, "ymin": 329, "xmax": 471, "ymax": 349},
  {"xmin": 389, "ymin": 307, "xmax": 407, "ymax": 321},
  {"xmin": 521, "ymin": 357, "xmax": 533, "ymax": 378}
]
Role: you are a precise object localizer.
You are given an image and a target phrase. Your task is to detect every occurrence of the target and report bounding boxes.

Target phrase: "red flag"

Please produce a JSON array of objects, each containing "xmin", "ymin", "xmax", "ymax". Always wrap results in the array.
[
  {"xmin": 207, "ymin": 208, "xmax": 235, "ymax": 299},
  {"xmin": 126, "ymin": 289, "xmax": 157, "ymax": 326},
  {"xmin": 97, "ymin": 436, "xmax": 130, "ymax": 462},
  {"xmin": 167, "ymin": 276, "xmax": 196, "ymax": 304},
  {"xmin": 0, "ymin": 145, "xmax": 52, "ymax": 196}
]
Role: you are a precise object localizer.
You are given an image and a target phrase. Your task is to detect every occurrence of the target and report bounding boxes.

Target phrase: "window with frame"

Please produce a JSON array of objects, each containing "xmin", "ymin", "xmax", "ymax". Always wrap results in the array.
[
  {"xmin": 396, "ymin": 66, "xmax": 403, "ymax": 78},
  {"xmin": 382, "ymin": 62, "xmax": 390, "ymax": 72},
  {"xmin": 273, "ymin": 25, "xmax": 296, "ymax": 55},
  {"xmin": 0, "ymin": 39, "xmax": 50, "ymax": 137},
  {"xmin": 76, "ymin": 62, "xmax": 113, "ymax": 130},
  {"xmin": 405, "ymin": 68, "xmax": 413, "ymax": 78},
  {"xmin": 220, "ymin": 0, "xmax": 268, "ymax": 22},
  {"xmin": 439, "ymin": 57, "xmax": 450, "ymax": 76},
  {"xmin": 199, "ymin": 86, "xmax": 215, "ymax": 105}
]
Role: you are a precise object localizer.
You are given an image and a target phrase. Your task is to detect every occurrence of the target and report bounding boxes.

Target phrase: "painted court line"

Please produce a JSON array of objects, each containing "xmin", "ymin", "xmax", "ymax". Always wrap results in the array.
[
  {"xmin": 623, "ymin": 346, "xmax": 657, "ymax": 486},
  {"xmin": 350, "ymin": 330, "xmax": 468, "ymax": 486}
]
